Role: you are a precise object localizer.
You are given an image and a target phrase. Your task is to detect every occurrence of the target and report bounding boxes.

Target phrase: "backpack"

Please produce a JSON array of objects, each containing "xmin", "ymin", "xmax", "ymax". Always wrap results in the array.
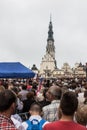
[{"xmin": 26, "ymin": 118, "xmax": 46, "ymax": 130}]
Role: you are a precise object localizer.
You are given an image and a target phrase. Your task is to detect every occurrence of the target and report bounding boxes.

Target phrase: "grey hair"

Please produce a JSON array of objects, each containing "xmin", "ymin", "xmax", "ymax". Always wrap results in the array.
[{"xmin": 49, "ymin": 85, "xmax": 62, "ymax": 99}]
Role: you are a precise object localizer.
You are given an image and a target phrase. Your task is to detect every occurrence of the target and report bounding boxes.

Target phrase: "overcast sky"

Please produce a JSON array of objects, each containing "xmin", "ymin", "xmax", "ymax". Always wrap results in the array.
[{"xmin": 0, "ymin": 0, "xmax": 87, "ymax": 69}]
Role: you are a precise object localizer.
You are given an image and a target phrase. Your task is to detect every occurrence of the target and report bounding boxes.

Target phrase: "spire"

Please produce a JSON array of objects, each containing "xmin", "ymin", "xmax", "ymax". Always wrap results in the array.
[
  {"xmin": 47, "ymin": 16, "xmax": 54, "ymax": 42},
  {"xmin": 50, "ymin": 13, "xmax": 52, "ymax": 22}
]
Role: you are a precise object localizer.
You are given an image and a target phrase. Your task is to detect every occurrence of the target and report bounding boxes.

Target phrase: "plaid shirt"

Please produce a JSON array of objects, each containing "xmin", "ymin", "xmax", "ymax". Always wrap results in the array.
[
  {"xmin": 0, "ymin": 114, "xmax": 17, "ymax": 130},
  {"xmin": 43, "ymin": 100, "xmax": 60, "ymax": 122}
]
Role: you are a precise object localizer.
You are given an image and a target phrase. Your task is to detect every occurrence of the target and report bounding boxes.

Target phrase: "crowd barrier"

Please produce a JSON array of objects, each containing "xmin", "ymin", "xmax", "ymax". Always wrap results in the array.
[{"xmin": 19, "ymin": 112, "xmax": 29, "ymax": 121}]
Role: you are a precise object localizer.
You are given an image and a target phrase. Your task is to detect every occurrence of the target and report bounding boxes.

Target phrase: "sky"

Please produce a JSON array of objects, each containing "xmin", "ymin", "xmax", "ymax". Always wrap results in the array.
[{"xmin": 0, "ymin": 0, "xmax": 87, "ymax": 69}]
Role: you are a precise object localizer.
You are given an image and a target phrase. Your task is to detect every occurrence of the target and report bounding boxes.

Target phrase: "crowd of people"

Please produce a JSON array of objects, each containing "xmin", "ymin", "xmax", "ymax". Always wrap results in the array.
[{"xmin": 0, "ymin": 77, "xmax": 87, "ymax": 129}]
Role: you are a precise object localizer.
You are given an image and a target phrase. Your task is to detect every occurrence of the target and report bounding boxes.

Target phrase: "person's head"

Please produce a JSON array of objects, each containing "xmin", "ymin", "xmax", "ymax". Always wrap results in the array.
[
  {"xmin": 26, "ymin": 91, "xmax": 34, "ymax": 99},
  {"xmin": 84, "ymin": 90, "xmax": 87, "ymax": 98},
  {"xmin": 0, "ymin": 89, "xmax": 17, "ymax": 117},
  {"xmin": 11, "ymin": 87, "xmax": 18, "ymax": 95},
  {"xmin": 29, "ymin": 102, "xmax": 42, "ymax": 116},
  {"xmin": 22, "ymin": 85, "xmax": 27, "ymax": 90},
  {"xmin": 43, "ymin": 88, "xmax": 49, "ymax": 98},
  {"xmin": 75, "ymin": 105, "xmax": 87, "ymax": 126},
  {"xmin": 0, "ymin": 85, "xmax": 5, "ymax": 92},
  {"xmin": 60, "ymin": 91, "xmax": 78, "ymax": 116},
  {"xmin": 46, "ymin": 85, "xmax": 62, "ymax": 101},
  {"xmin": 31, "ymin": 89, "xmax": 36, "ymax": 96}
]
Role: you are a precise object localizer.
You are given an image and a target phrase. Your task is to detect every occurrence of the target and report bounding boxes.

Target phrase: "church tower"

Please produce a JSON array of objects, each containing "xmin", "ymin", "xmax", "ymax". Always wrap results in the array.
[
  {"xmin": 46, "ymin": 17, "xmax": 55, "ymax": 59},
  {"xmin": 39, "ymin": 18, "xmax": 57, "ymax": 77}
]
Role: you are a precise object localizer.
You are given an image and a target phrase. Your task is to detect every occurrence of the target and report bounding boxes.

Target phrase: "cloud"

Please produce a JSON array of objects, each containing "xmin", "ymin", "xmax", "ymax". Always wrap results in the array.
[{"xmin": 0, "ymin": 0, "xmax": 87, "ymax": 69}]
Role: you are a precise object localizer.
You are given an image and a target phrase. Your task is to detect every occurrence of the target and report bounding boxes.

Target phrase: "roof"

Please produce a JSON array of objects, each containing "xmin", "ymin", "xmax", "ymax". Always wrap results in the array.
[{"xmin": 0, "ymin": 62, "xmax": 35, "ymax": 78}]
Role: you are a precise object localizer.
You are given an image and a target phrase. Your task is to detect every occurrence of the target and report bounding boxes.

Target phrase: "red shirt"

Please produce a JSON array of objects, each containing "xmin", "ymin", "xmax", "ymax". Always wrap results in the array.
[
  {"xmin": 43, "ymin": 120, "xmax": 87, "ymax": 130},
  {"xmin": 0, "ymin": 114, "xmax": 17, "ymax": 130},
  {"xmin": 27, "ymin": 85, "xmax": 32, "ymax": 90}
]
